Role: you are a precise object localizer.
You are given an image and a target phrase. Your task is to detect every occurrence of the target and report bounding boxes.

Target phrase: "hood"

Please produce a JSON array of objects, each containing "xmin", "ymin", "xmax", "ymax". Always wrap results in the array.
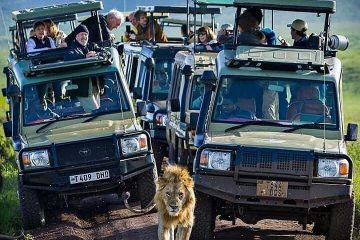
[
  {"xmin": 25, "ymin": 119, "xmax": 139, "ymax": 147},
  {"xmin": 205, "ymin": 131, "xmax": 342, "ymax": 154}
]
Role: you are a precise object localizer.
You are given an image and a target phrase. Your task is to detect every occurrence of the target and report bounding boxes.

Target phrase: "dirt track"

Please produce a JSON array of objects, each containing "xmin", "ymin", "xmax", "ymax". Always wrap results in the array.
[{"xmin": 29, "ymin": 200, "xmax": 325, "ymax": 240}]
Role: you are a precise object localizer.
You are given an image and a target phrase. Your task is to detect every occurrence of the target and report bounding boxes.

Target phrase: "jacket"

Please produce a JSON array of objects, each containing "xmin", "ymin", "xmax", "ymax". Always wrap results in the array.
[
  {"xmin": 65, "ymin": 15, "xmax": 110, "ymax": 45},
  {"xmin": 63, "ymin": 40, "xmax": 107, "ymax": 61},
  {"xmin": 134, "ymin": 21, "xmax": 167, "ymax": 42}
]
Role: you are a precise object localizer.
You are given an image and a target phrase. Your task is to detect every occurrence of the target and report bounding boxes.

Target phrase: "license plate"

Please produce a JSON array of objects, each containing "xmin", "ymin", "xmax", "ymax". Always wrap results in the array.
[
  {"xmin": 256, "ymin": 180, "xmax": 288, "ymax": 198},
  {"xmin": 69, "ymin": 170, "xmax": 110, "ymax": 184}
]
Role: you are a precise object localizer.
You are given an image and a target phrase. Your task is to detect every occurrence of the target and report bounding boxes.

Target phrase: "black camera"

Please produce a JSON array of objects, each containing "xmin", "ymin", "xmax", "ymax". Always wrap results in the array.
[{"xmin": 126, "ymin": 25, "xmax": 131, "ymax": 33}]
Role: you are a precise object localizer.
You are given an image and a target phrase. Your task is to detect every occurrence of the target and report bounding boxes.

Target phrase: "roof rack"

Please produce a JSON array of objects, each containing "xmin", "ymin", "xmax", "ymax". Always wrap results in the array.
[
  {"xmin": 25, "ymin": 56, "xmax": 112, "ymax": 77},
  {"xmin": 135, "ymin": 6, "xmax": 221, "ymax": 15},
  {"xmin": 233, "ymin": 0, "xmax": 336, "ymax": 13},
  {"xmin": 12, "ymin": 0, "xmax": 103, "ymax": 22},
  {"xmin": 9, "ymin": 14, "xmax": 77, "ymax": 31},
  {"xmin": 226, "ymin": 45, "xmax": 329, "ymax": 73}
]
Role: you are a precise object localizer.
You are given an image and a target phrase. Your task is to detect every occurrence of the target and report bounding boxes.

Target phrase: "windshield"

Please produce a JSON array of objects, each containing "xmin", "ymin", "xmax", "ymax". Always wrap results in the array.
[
  {"xmin": 150, "ymin": 59, "xmax": 174, "ymax": 101},
  {"xmin": 189, "ymin": 76, "xmax": 204, "ymax": 110},
  {"xmin": 23, "ymin": 72, "xmax": 130, "ymax": 126},
  {"xmin": 212, "ymin": 77, "xmax": 338, "ymax": 128}
]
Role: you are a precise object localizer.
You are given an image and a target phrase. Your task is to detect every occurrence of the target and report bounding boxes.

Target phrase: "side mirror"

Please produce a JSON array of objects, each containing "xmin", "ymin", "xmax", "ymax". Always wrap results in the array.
[
  {"xmin": 3, "ymin": 121, "xmax": 13, "ymax": 137},
  {"xmin": 145, "ymin": 58, "xmax": 155, "ymax": 69},
  {"xmin": 345, "ymin": 123, "xmax": 358, "ymax": 141},
  {"xmin": 2, "ymin": 88, "xmax": 6, "ymax": 97},
  {"xmin": 133, "ymin": 87, "xmax": 143, "ymax": 99},
  {"xmin": 182, "ymin": 65, "xmax": 193, "ymax": 76},
  {"xmin": 6, "ymin": 85, "xmax": 20, "ymax": 98},
  {"xmin": 200, "ymin": 70, "xmax": 217, "ymax": 86},
  {"xmin": 170, "ymin": 98, "xmax": 180, "ymax": 112},
  {"xmin": 136, "ymin": 101, "xmax": 147, "ymax": 117}
]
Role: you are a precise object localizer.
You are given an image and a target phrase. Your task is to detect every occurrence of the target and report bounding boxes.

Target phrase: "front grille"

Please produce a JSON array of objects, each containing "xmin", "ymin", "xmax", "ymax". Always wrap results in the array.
[
  {"xmin": 56, "ymin": 138, "xmax": 116, "ymax": 166},
  {"xmin": 237, "ymin": 147, "xmax": 312, "ymax": 176}
]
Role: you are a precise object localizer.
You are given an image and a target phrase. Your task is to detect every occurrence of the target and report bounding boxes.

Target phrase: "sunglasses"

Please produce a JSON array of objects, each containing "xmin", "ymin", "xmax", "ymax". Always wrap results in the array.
[{"xmin": 198, "ymin": 32, "xmax": 207, "ymax": 36}]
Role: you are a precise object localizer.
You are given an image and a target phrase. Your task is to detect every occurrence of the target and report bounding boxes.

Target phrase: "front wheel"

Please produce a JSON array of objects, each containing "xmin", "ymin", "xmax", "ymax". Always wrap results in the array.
[
  {"xmin": 190, "ymin": 192, "xmax": 215, "ymax": 240},
  {"xmin": 326, "ymin": 194, "xmax": 355, "ymax": 240},
  {"xmin": 18, "ymin": 182, "xmax": 45, "ymax": 230},
  {"xmin": 136, "ymin": 168, "xmax": 157, "ymax": 209}
]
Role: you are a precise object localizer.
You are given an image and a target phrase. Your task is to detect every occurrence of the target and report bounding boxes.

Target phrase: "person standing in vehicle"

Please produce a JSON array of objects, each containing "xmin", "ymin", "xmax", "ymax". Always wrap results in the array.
[
  {"xmin": 123, "ymin": 12, "xmax": 139, "ymax": 42},
  {"xmin": 64, "ymin": 25, "xmax": 108, "ymax": 61},
  {"xmin": 65, "ymin": 9, "xmax": 124, "ymax": 44},
  {"xmin": 43, "ymin": 19, "xmax": 67, "ymax": 48},
  {"xmin": 281, "ymin": 19, "xmax": 309, "ymax": 47},
  {"xmin": 26, "ymin": 21, "xmax": 56, "ymax": 53},
  {"xmin": 131, "ymin": 10, "xmax": 168, "ymax": 42}
]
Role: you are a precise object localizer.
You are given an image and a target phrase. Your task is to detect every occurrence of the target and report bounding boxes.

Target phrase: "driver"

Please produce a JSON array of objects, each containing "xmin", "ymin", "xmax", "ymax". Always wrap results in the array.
[
  {"xmin": 218, "ymin": 95, "xmax": 241, "ymax": 119},
  {"xmin": 64, "ymin": 24, "xmax": 110, "ymax": 61}
]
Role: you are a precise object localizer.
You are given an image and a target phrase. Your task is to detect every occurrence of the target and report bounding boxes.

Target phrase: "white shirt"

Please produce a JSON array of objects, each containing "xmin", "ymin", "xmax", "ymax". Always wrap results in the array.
[{"xmin": 26, "ymin": 37, "xmax": 56, "ymax": 53}]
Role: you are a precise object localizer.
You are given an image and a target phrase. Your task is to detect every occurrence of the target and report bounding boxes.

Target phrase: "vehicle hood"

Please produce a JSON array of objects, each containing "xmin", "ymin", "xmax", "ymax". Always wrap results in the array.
[
  {"xmin": 25, "ymin": 119, "xmax": 139, "ymax": 147},
  {"xmin": 205, "ymin": 131, "xmax": 341, "ymax": 154}
]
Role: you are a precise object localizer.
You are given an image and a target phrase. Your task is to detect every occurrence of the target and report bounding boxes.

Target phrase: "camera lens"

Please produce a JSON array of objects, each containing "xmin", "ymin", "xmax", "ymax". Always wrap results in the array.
[{"xmin": 328, "ymin": 35, "xmax": 349, "ymax": 51}]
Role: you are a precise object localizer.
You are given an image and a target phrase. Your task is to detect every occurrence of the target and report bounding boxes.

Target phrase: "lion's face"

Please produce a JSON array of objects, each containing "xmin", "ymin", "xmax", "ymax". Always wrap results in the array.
[{"xmin": 161, "ymin": 181, "xmax": 188, "ymax": 217}]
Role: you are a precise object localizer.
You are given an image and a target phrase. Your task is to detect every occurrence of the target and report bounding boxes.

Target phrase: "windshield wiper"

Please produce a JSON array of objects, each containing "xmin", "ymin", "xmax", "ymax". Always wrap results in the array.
[
  {"xmin": 283, "ymin": 123, "xmax": 330, "ymax": 133},
  {"xmin": 224, "ymin": 120, "xmax": 288, "ymax": 133},
  {"xmin": 35, "ymin": 118, "xmax": 58, "ymax": 133},
  {"xmin": 82, "ymin": 110, "xmax": 118, "ymax": 123}
]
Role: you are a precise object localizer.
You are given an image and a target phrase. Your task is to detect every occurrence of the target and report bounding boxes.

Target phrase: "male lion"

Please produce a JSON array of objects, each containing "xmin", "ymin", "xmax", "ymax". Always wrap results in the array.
[{"xmin": 155, "ymin": 165, "xmax": 196, "ymax": 240}]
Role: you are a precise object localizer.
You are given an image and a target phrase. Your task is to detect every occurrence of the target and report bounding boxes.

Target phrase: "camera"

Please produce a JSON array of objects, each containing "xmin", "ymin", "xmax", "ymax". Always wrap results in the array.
[
  {"xmin": 328, "ymin": 35, "xmax": 349, "ymax": 51},
  {"xmin": 126, "ymin": 25, "xmax": 131, "ymax": 33}
]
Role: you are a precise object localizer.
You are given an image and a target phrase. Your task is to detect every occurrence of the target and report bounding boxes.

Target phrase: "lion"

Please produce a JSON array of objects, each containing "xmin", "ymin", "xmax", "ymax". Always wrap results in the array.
[{"xmin": 155, "ymin": 165, "xmax": 196, "ymax": 240}]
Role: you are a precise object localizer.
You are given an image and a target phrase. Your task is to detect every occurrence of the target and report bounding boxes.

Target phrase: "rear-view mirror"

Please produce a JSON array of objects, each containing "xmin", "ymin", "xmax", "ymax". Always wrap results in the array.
[
  {"xmin": 345, "ymin": 123, "xmax": 358, "ymax": 141},
  {"xmin": 3, "ymin": 121, "xmax": 12, "ymax": 137},
  {"xmin": 136, "ymin": 101, "xmax": 147, "ymax": 117}
]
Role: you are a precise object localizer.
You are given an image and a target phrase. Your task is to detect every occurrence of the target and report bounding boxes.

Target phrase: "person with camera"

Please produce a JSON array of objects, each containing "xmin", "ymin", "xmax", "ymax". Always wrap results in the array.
[
  {"xmin": 123, "ymin": 12, "xmax": 138, "ymax": 42},
  {"xmin": 217, "ymin": 23, "xmax": 233, "ymax": 45},
  {"xmin": 281, "ymin": 19, "xmax": 309, "ymax": 47},
  {"xmin": 64, "ymin": 25, "xmax": 110, "ymax": 61}
]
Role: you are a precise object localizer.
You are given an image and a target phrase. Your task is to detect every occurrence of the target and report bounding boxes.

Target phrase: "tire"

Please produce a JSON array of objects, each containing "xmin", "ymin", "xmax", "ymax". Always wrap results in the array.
[
  {"xmin": 137, "ymin": 168, "xmax": 157, "ymax": 209},
  {"xmin": 312, "ymin": 217, "xmax": 329, "ymax": 235},
  {"xmin": 18, "ymin": 182, "xmax": 45, "ymax": 230},
  {"xmin": 326, "ymin": 194, "xmax": 355, "ymax": 240},
  {"xmin": 152, "ymin": 141, "xmax": 166, "ymax": 172},
  {"xmin": 190, "ymin": 192, "xmax": 215, "ymax": 240}
]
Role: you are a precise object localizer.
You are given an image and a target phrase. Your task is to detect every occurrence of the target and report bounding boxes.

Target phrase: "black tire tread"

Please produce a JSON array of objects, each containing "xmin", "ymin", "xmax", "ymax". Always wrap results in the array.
[{"xmin": 137, "ymin": 168, "xmax": 157, "ymax": 209}]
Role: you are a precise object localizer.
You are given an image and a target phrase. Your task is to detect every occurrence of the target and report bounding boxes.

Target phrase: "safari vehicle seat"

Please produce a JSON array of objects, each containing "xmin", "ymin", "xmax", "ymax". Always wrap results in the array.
[{"xmin": 286, "ymin": 86, "xmax": 330, "ymax": 122}]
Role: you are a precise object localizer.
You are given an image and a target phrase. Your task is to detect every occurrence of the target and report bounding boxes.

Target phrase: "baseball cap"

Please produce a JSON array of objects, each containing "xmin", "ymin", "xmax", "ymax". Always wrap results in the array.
[
  {"xmin": 287, "ymin": 19, "xmax": 308, "ymax": 32},
  {"xmin": 221, "ymin": 23, "xmax": 233, "ymax": 31}
]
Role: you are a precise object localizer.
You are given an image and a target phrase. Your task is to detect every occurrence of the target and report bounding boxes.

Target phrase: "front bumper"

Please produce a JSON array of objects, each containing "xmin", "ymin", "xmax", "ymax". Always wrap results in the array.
[
  {"xmin": 19, "ymin": 154, "xmax": 155, "ymax": 194},
  {"xmin": 195, "ymin": 173, "xmax": 353, "ymax": 209}
]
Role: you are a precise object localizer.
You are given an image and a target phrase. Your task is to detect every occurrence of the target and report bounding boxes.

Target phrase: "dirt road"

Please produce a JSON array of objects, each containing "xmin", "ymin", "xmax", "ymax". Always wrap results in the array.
[{"xmin": 29, "ymin": 200, "xmax": 325, "ymax": 240}]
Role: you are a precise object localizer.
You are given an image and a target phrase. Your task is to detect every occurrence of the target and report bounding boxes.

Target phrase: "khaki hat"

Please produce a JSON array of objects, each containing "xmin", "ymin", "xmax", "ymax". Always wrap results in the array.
[{"xmin": 287, "ymin": 19, "xmax": 308, "ymax": 32}]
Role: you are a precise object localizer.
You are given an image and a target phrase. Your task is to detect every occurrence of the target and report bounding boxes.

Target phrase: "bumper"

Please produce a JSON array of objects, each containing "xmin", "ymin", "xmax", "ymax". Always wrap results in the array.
[
  {"xmin": 20, "ymin": 154, "xmax": 155, "ymax": 194},
  {"xmin": 195, "ymin": 174, "xmax": 353, "ymax": 209}
]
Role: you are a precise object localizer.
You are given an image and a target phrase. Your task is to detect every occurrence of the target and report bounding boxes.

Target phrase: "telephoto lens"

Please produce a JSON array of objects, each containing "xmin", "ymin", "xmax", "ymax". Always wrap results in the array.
[{"xmin": 328, "ymin": 35, "xmax": 349, "ymax": 51}]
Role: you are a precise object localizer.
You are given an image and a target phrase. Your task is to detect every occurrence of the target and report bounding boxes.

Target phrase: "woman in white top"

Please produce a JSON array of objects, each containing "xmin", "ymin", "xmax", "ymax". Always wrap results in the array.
[
  {"xmin": 43, "ymin": 19, "xmax": 67, "ymax": 48},
  {"xmin": 26, "ymin": 21, "xmax": 56, "ymax": 53}
]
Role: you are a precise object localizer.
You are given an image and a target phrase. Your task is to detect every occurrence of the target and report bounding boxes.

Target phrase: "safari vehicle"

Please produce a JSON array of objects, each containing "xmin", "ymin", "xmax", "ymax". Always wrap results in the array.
[
  {"xmin": 166, "ymin": 50, "xmax": 217, "ymax": 168},
  {"xmin": 132, "ymin": 43, "xmax": 185, "ymax": 170},
  {"xmin": 191, "ymin": 0, "xmax": 358, "ymax": 239},
  {"xmin": 2, "ymin": 1, "xmax": 157, "ymax": 230}
]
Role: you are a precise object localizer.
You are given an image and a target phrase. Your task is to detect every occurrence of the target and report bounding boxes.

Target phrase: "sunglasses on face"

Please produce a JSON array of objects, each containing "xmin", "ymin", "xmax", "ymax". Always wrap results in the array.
[{"xmin": 198, "ymin": 32, "xmax": 207, "ymax": 36}]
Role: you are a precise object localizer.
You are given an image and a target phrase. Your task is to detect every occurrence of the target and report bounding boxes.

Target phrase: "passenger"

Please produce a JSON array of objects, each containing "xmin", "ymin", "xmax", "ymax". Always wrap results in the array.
[
  {"xmin": 218, "ymin": 95, "xmax": 241, "ymax": 119},
  {"xmin": 154, "ymin": 69, "xmax": 169, "ymax": 91},
  {"xmin": 181, "ymin": 24, "xmax": 195, "ymax": 44},
  {"xmin": 237, "ymin": 13, "xmax": 266, "ymax": 45},
  {"xmin": 217, "ymin": 23, "xmax": 233, "ymax": 45},
  {"xmin": 281, "ymin": 19, "xmax": 309, "ymax": 47},
  {"xmin": 243, "ymin": 7, "xmax": 276, "ymax": 45},
  {"xmin": 65, "ymin": 9, "xmax": 124, "ymax": 44},
  {"xmin": 191, "ymin": 26, "xmax": 221, "ymax": 51},
  {"xmin": 43, "ymin": 19, "xmax": 67, "ymax": 48},
  {"xmin": 64, "ymin": 25, "xmax": 109, "ymax": 61},
  {"xmin": 131, "ymin": 10, "xmax": 168, "ymax": 42},
  {"xmin": 26, "ymin": 21, "xmax": 56, "ymax": 53},
  {"xmin": 192, "ymin": 85, "xmax": 204, "ymax": 109},
  {"xmin": 123, "ymin": 12, "xmax": 138, "ymax": 42}
]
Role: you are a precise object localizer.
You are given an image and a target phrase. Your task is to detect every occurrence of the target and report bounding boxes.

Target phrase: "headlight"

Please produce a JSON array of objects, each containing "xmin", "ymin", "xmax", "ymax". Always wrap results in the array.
[
  {"xmin": 22, "ymin": 150, "xmax": 50, "ymax": 168},
  {"xmin": 318, "ymin": 158, "xmax": 349, "ymax": 178},
  {"xmin": 120, "ymin": 134, "xmax": 148, "ymax": 155},
  {"xmin": 155, "ymin": 113, "xmax": 167, "ymax": 126},
  {"xmin": 199, "ymin": 149, "xmax": 231, "ymax": 171}
]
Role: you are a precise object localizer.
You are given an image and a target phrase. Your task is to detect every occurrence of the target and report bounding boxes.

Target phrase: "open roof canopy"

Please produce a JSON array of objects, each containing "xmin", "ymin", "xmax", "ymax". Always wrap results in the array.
[
  {"xmin": 194, "ymin": 0, "xmax": 234, "ymax": 7},
  {"xmin": 233, "ymin": 0, "xmax": 336, "ymax": 13},
  {"xmin": 12, "ymin": 0, "xmax": 103, "ymax": 22}
]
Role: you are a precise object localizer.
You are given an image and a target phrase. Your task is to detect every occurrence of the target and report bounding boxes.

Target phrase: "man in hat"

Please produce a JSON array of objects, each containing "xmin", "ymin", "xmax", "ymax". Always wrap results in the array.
[
  {"xmin": 282, "ymin": 19, "xmax": 309, "ymax": 47},
  {"xmin": 65, "ymin": 9, "xmax": 124, "ymax": 45},
  {"xmin": 64, "ymin": 24, "xmax": 109, "ymax": 61}
]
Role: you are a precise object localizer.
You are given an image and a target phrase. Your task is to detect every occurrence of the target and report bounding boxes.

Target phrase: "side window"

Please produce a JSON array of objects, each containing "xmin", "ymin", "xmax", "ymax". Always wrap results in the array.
[{"xmin": 189, "ymin": 76, "xmax": 203, "ymax": 110}]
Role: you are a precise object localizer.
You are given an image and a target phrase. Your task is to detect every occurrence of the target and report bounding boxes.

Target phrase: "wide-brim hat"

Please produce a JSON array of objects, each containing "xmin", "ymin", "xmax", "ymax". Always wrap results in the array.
[{"xmin": 287, "ymin": 19, "xmax": 308, "ymax": 32}]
